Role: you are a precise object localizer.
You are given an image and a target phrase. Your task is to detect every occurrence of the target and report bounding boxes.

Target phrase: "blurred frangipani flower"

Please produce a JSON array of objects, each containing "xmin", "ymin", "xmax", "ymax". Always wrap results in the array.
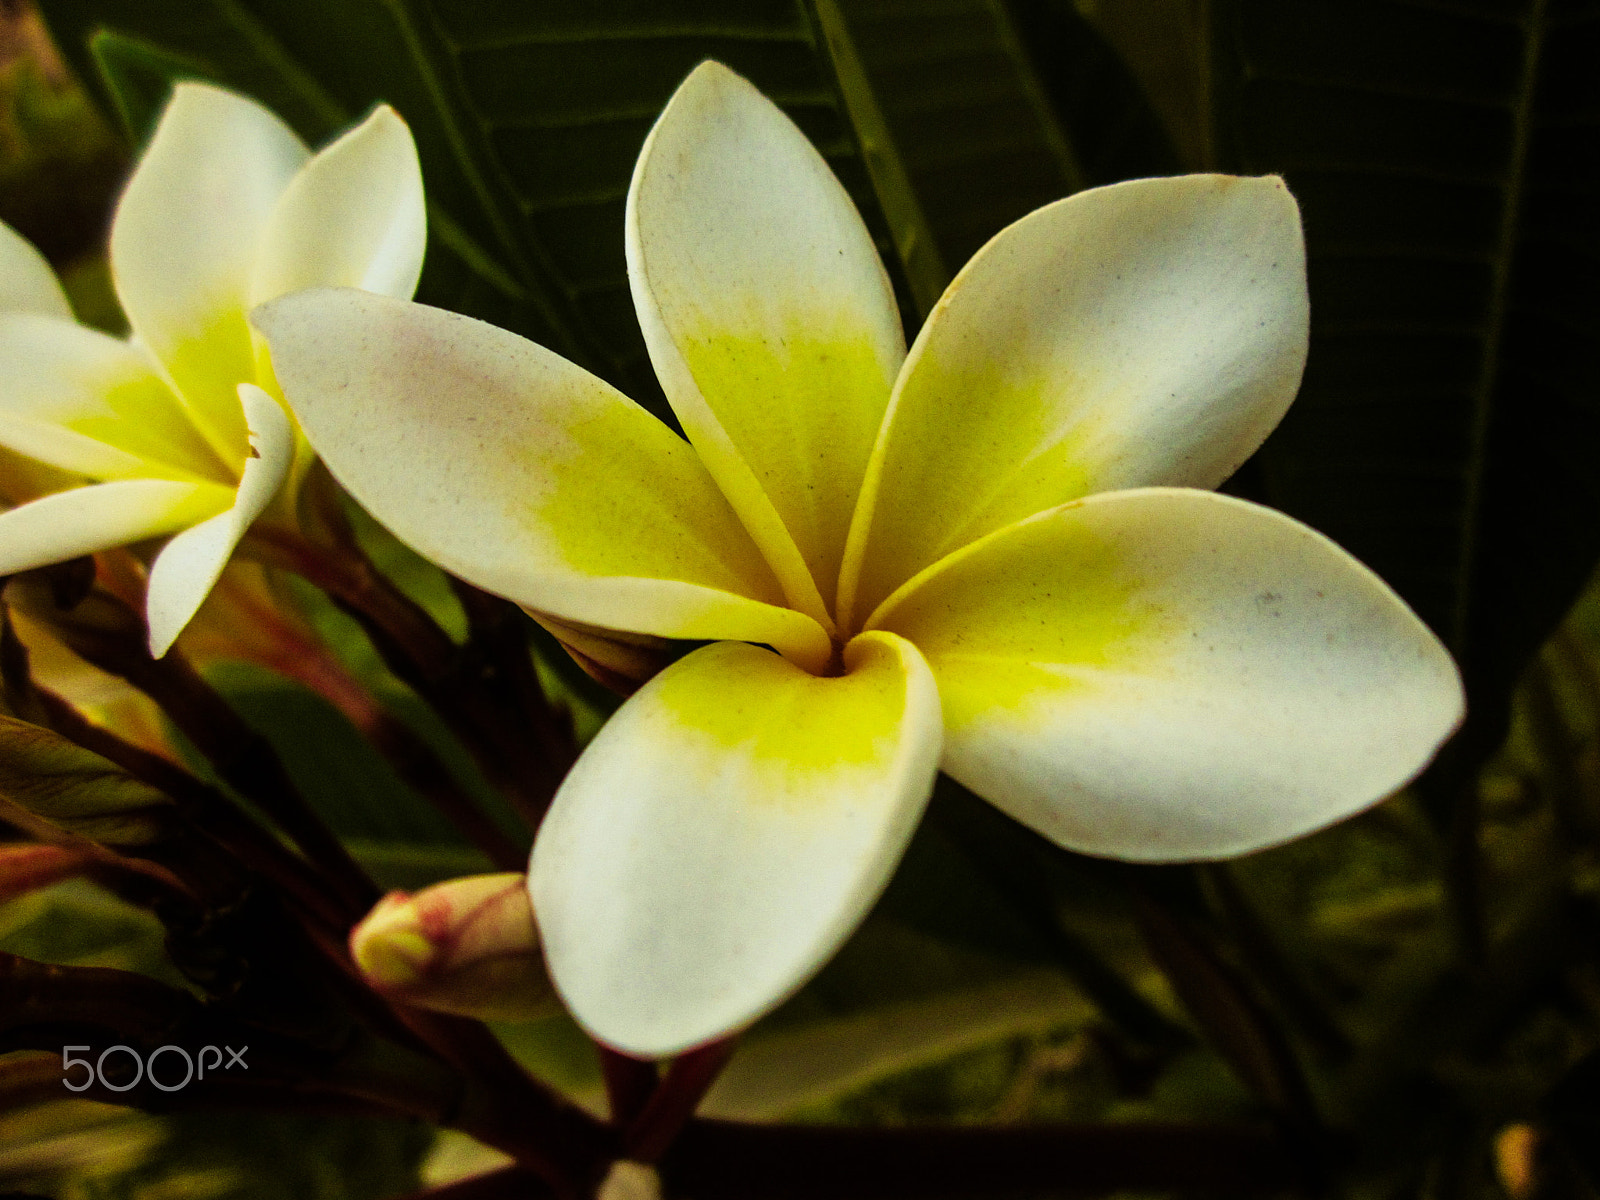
[
  {"xmin": 257, "ymin": 62, "xmax": 1465, "ymax": 1057},
  {"xmin": 0, "ymin": 81, "xmax": 424, "ymax": 654}
]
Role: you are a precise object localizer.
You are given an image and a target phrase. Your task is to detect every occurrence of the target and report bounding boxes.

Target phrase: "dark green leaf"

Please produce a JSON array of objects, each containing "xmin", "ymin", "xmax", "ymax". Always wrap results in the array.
[
  {"xmin": 811, "ymin": 0, "xmax": 949, "ymax": 313},
  {"xmin": 706, "ymin": 919, "xmax": 1097, "ymax": 1119},
  {"xmin": 202, "ymin": 661, "xmax": 469, "ymax": 847},
  {"xmin": 0, "ymin": 26, "xmax": 127, "ymax": 266},
  {"xmin": 0, "ymin": 713, "xmax": 174, "ymax": 846},
  {"xmin": 112, "ymin": 1110, "xmax": 430, "ymax": 1200},
  {"xmin": 0, "ymin": 876, "xmax": 178, "ymax": 977},
  {"xmin": 344, "ymin": 838, "xmax": 495, "ymax": 890},
  {"xmin": 1066, "ymin": 0, "xmax": 1208, "ymax": 170},
  {"xmin": 88, "ymin": 29, "xmax": 213, "ymax": 146},
  {"xmin": 836, "ymin": 0, "xmax": 1179, "ymax": 272},
  {"xmin": 1543, "ymin": 1049, "xmax": 1600, "ymax": 1191},
  {"xmin": 1209, "ymin": 0, "xmax": 1600, "ymax": 759},
  {"xmin": 1002, "ymin": 0, "xmax": 1182, "ymax": 181},
  {"xmin": 882, "ymin": 778, "xmax": 1191, "ymax": 1052}
]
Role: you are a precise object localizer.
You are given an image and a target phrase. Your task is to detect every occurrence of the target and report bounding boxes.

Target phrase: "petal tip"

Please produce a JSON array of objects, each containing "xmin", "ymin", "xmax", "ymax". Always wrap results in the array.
[
  {"xmin": 661, "ymin": 59, "xmax": 768, "ymax": 128},
  {"xmin": 347, "ymin": 101, "xmax": 421, "ymax": 157},
  {"xmin": 146, "ymin": 578, "xmax": 192, "ymax": 658},
  {"xmin": 162, "ymin": 79, "xmax": 268, "ymax": 125},
  {"xmin": 681, "ymin": 58, "xmax": 744, "ymax": 92},
  {"xmin": 367, "ymin": 102, "xmax": 408, "ymax": 129}
]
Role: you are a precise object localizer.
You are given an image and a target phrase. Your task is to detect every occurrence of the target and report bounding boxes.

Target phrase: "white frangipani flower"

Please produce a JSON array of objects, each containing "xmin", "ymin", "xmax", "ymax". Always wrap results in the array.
[
  {"xmin": 0, "ymin": 82, "xmax": 425, "ymax": 654},
  {"xmin": 256, "ymin": 62, "xmax": 1464, "ymax": 1057}
]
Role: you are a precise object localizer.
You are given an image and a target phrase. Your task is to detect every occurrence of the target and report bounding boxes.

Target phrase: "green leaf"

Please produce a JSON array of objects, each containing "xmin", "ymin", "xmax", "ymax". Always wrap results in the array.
[
  {"xmin": 1543, "ymin": 1050, "xmax": 1600, "ymax": 1193},
  {"xmin": 835, "ymin": 0, "xmax": 1179, "ymax": 271},
  {"xmin": 201, "ymin": 661, "xmax": 475, "ymax": 848},
  {"xmin": 704, "ymin": 937, "xmax": 1093, "ymax": 1119},
  {"xmin": 1208, "ymin": 0, "xmax": 1600, "ymax": 757},
  {"xmin": 0, "ymin": 25, "xmax": 127, "ymax": 268},
  {"xmin": 0, "ymin": 877, "xmax": 179, "ymax": 977},
  {"xmin": 1001, "ymin": 0, "xmax": 1183, "ymax": 180},
  {"xmin": 888, "ymin": 778, "xmax": 1192, "ymax": 1052},
  {"xmin": 0, "ymin": 1089, "xmax": 167, "ymax": 1193},
  {"xmin": 37, "ymin": 0, "xmax": 1186, "ymax": 395},
  {"xmin": 1065, "ymin": 0, "xmax": 1209, "ymax": 170},
  {"xmin": 0, "ymin": 713, "xmax": 174, "ymax": 846},
  {"xmin": 489, "ymin": 913, "xmax": 1096, "ymax": 1120},
  {"xmin": 344, "ymin": 838, "xmax": 496, "ymax": 891},
  {"xmin": 811, "ymin": 0, "xmax": 948, "ymax": 313},
  {"xmin": 93, "ymin": 1110, "xmax": 429, "ymax": 1200},
  {"xmin": 88, "ymin": 28, "xmax": 214, "ymax": 146}
]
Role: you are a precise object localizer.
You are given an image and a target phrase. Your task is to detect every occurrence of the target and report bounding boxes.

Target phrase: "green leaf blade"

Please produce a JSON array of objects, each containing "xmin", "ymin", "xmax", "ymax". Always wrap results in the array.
[
  {"xmin": 1211, "ymin": 0, "xmax": 1600, "ymax": 758},
  {"xmin": 0, "ymin": 714, "xmax": 174, "ymax": 846}
]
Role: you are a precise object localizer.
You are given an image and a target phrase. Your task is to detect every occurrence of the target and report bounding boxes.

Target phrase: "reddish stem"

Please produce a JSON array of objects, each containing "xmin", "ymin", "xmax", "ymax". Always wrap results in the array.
[
  {"xmin": 600, "ymin": 1046, "xmax": 658, "ymax": 1127},
  {"xmin": 626, "ymin": 1038, "xmax": 738, "ymax": 1163},
  {"xmin": 251, "ymin": 528, "xmax": 572, "ymax": 830}
]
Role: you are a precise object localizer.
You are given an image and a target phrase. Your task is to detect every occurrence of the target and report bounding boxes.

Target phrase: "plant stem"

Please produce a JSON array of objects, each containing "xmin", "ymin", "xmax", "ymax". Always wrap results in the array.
[
  {"xmin": 600, "ymin": 1046, "xmax": 658, "ymax": 1127},
  {"xmin": 1444, "ymin": 778, "xmax": 1488, "ymax": 965},
  {"xmin": 349, "ymin": 699, "xmax": 527, "ymax": 870},
  {"xmin": 8, "ymin": 578, "xmax": 378, "ymax": 917},
  {"xmin": 2, "ymin": 608, "xmax": 348, "ymax": 930},
  {"xmin": 626, "ymin": 1037, "xmax": 737, "ymax": 1162},
  {"xmin": 1132, "ymin": 889, "xmax": 1323, "ymax": 1150},
  {"xmin": 1198, "ymin": 862, "xmax": 1353, "ymax": 1060},
  {"xmin": 251, "ymin": 527, "xmax": 573, "ymax": 830}
]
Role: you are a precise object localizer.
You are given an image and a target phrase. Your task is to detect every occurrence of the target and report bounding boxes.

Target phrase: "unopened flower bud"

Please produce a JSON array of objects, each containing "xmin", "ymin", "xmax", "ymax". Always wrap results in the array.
[{"xmin": 349, "ymin": 872, "xmax": 556, "ymax": 1022}]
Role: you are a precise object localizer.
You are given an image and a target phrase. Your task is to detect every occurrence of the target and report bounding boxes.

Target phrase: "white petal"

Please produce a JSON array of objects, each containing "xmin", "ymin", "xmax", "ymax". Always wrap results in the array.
[
  {"xmin": 531, "ymin": 633, "xmax": 943, "ymax": 1056},
  {"xmin": 840, "ymin": 175, "xmax": 1308, "ymax": 627},
  {"xmin": 0, "ymin": 219, "xmax": 72, "ymax": 319},
  {"xmin": 145, "ymin": 385, "xmax": 294, "ymax": 656},
  {"xmin": 0, "ymin": 479, "xmax": 226, "ymax": 576},
  {"xmin": 627, "ymin": 60, "xmax": 905, "ymax": 627},
  {"xmin": 872, "ymin": 488, "xmax": 1464, "ymax": 861},
  {"xmin": 255, "ymin": 287, "xmax": 833, "ymax": 670},
  {"xmin": 0, "ymin": 313, "xmax": 227, "ymax": 481},
  {"xmin": 250, "ymin": 105, "xmax": 426, "ymax": 306},
  {"xmin": 111, "ymin": 82, "xmax": 309, "ymax": 461}
]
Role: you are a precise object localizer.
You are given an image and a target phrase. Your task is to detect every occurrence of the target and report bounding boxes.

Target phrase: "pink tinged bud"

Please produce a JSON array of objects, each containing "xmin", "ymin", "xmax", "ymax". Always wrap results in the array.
[{"xmin": 348, "ymin": 872, "xmax": 557, "ymax": 1022}]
